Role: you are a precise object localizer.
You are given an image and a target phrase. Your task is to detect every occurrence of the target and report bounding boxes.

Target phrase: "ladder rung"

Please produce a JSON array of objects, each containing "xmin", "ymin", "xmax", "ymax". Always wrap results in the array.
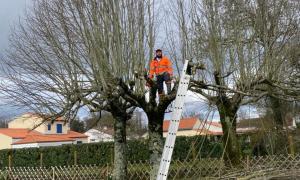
[{"xmin": 157, "ymin": 60, "xmax": 191, "ymax": 180}]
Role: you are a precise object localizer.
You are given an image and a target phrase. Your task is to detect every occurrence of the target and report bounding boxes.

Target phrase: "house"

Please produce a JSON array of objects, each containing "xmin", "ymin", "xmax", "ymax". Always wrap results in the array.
[
  {"xmin": 236, "ymin": 116, "xmax": 297, "ymax": 133},
  {"xmin": 84, "ymin": 128, "xmax": 113, "ymax": 143},
  {"xmin": 8, "ymin": 113, "xmax": 69, "ymax": 134},
  {"xmin": 143, "ymin": 116, "xmax": 299, "ymax": 144},
  {"xmin": 0, "ymin": 113, "xmax": 88, "ymax": 150},
  {"xmin": 163, "ymin": 117, "xmax": 223, "ymax": 137},
  {"xmin": 84, "ymin": 126, "xmax": 143, "ymax": 142},
  {"xmin": 162, "ymin": 117, "xmax": 259, "ymax": 138}
]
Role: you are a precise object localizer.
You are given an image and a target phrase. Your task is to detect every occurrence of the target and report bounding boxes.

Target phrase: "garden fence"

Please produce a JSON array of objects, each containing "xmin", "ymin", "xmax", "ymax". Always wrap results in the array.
[{"xmin": 1, "ymin": 154, "xmax": 300, "ymax": 179}]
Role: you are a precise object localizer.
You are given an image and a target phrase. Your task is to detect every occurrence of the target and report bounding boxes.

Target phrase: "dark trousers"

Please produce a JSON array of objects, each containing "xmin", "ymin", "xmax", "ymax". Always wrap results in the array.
[{"xmin": 157, "ymin": 72, "xmax": 171, "ymax": 95}]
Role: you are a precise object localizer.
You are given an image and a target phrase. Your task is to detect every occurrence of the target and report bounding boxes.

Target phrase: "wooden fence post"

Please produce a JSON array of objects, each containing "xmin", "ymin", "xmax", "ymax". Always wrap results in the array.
[
  {"xmin": 8, "ymin": 154, "xmax": 12, "ymax": 180},
  {"xmin": 288, "ymin": 135, "xmax": 295, "ymax": 157},
  {"xmin": 8, "ymin": 154, "xmax": 12, "ymax": 167},
  {"xmin": 40, "ymin": 153, "xmax": 43, "ymax": 167},
  {"xmin": 246, "ymin": 155, "xmax": 249, "ymax": 171},
  {"xmin": 74, "ymin": 151, "xmax": 77, "ymax": 165},
  {"xmin": 191, "ymin": 142, "xmax": 196, "ymax": 160}
]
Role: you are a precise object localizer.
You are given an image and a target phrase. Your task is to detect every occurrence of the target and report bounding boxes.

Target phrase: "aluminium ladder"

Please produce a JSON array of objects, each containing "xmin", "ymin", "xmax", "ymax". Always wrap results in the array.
[{"xmin": 156, "ymin": 60, "xmax": 192, "ymax": 180}]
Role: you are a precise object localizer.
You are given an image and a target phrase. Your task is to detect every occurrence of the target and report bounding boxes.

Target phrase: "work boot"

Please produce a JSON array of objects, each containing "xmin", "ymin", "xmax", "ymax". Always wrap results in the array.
[{"xmin": 166, "ymin": 83, "xmax": 172, "ymax": 94}]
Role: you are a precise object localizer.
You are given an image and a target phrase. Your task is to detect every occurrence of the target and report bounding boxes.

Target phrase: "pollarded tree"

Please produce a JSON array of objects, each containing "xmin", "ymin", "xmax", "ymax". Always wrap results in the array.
[
  {"xmin": 2, "ymin": 0, "xmax": 177, "ymax": 179},
  {"xmin": 171, "ymin": 0, "xmax": 299, "ymax": 165},
  {"xmin": 1, "ymin": 0, "xmax": 156, "ymax": 179}
]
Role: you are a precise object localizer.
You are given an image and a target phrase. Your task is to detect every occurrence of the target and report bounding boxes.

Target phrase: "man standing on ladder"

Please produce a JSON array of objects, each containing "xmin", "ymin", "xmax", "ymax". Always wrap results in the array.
[{"xmin": 148, "ymin": 49, "xmax": 173, "ymax": 95}]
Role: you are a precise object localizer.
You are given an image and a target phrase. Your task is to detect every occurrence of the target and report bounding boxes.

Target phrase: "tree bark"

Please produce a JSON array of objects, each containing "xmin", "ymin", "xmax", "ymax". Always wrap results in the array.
[
  {"xmin": 269, "ymin": 96, "xmax": 284, "ymax": 128},
  {"xmin": 113, "ymin": 116, "xmax": 127, "ymax": 180},
  {"xmin": 217, "ymin": 102, "xmax": 241, "ymax": 166},
  {"xmin": 148, "ymin": 111, "xmax": 164, "ymax": 180},
  {"xmin": 269, "ymin": 96, "xmax": 292, "ymax": 155},
  {"xmin": 142, "ymin": 79, "xmax": 176, "ymax": 179}
]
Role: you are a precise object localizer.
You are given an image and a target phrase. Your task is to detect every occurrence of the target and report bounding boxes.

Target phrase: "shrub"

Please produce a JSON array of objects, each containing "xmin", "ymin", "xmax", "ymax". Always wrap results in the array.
[{"xmin": 0, "ymin": 136, "xmax": 223, "ymax": 167}]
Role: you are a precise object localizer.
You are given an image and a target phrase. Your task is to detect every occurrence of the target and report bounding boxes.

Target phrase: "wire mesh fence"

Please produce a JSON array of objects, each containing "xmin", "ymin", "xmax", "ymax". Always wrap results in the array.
[{"xmin": 1, "ymin": 155, "xmax": 300, "ymax": 179}]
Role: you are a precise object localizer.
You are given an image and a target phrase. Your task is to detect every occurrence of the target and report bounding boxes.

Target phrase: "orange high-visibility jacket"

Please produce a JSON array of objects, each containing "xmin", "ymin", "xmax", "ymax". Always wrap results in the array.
[{"xmin": 149, "ymin": 56, "xmax": 173, "ymax": 78}]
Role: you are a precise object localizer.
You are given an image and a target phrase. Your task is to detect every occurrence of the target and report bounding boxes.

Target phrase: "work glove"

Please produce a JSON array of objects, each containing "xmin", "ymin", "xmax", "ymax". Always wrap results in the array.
[{"xmin": 148, "ymin": 74, "xmax": 154, "ymax": 79}]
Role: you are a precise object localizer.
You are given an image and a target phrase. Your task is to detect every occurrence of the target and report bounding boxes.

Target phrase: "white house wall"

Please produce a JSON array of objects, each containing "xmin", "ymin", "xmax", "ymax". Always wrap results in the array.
[
  {"xmin": 73, "ymin": 138, "xmax": 88, "ymax": 144},
  {"xmin": 193, "ymin": 122, "xmax": 222, "ymax": 132},
  {"xmin": 205, "ymin": 125, "xmax": 222, "ymax": 132},
  {"xmin": 0, "ymin": 134, "xmax": 12, "ymax": 150},
  {"xmin": 163, "ymin": 130, "xmax": 199, "ymax": 138},
  {"xmin": 43, "ymin": 121, "xmax": 69, "ymax": 134},
  {"xmin": 85, "ymin": 129, "xmax": 113, "ymax": 143},
  {"xmin": 8, "ymin": 114, "xmax": 70, "ymax": 134},
  {"xmin": 12, "ymin": 141, "xmax": 74, "ymax": 149},
  {"xmin": 37, "ymin": 141, "xmax": 73, "ymax": 147},
  {"xmin": 12, "ymin": 143, "xmax": 39, "ymax": 149}
]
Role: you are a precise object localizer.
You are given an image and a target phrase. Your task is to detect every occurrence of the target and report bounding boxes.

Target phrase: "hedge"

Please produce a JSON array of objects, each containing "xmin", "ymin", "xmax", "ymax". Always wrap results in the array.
[{"xmin": 0, "ymin": 136, "xmax": 223, "ymax": 167}]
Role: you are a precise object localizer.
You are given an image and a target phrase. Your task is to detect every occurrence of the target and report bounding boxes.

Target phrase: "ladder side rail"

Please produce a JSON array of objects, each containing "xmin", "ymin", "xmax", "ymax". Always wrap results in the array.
[
  {"xmin": 156, "ymin": 60, "xmax": 191, "ymax": 180},
  {"xmin": 158, "ymin": 75, "xmax": 190, "ymax": 178}
]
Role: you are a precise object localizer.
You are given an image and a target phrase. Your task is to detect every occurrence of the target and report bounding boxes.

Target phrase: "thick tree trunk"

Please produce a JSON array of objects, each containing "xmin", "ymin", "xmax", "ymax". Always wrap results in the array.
[
  {"xmin": 144, "ymin": 80, "xmax": 175, "ymax": 179},
  {"xmin": 148, "ymin": 111, "xmax": 164, "ymax": 180},
  {"xmin": 217, "ymin": 103, "xmax": 241, "ymax": 166},
  {"xmin": 113, "ymin": 116, "xmax": 127, "ymax": 180},
  {"xmin": 270, "ymin": 96, "xmax": 284, "ymax": 128},
  {"xmin": 269, "ymin": 96, "xmax": 292, "ymax": 154}
]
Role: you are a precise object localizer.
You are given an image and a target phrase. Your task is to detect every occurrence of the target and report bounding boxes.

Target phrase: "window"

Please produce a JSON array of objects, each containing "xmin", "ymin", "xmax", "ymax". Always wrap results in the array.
[
  {"xmin": 77, "ymin": 141, "xmax": 82, "ymax": 144},
  {"xmin": 56, "ymin": 124, "xmax": 63, "ymax": 133},
  {"xmin": 47, "ymin": 124, "xmax": 51, "ymax": 131}
]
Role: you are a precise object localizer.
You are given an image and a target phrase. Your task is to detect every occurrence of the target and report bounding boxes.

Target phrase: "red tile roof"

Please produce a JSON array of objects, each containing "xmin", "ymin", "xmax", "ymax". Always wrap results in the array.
[
  {"xmin": 12, "ymin": 131, "xmax": 88, "ymax": 145},
  {"xmin": 54, "ymin": 131, "xmax": 88, "ymax": 139},
  {"xmin": 163, "ymin": 117, "xmax": 223, "ymax": 132},
  {"xmin": 0, "ymin": 128, "xmax": 87, "ymax": 145},
  {"xmin": 12, "ymin": 134, "xmax": 74, "ymax": 145},
  {"xmin": 163, "ymin": 117, "xmax": 198, "ymax": 131},
  {"xmin": 0, "ymin": 128, "xmax": 41, "ymax": 138}
]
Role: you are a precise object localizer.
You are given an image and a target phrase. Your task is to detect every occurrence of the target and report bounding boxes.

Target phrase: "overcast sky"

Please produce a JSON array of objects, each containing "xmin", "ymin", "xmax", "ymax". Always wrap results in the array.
[
  {"xmin": 0, "ymin": 0, "xmax": 30, "ymax": 119},
  {"xmin": 0, "ymin": 0, "xmax": 260, "ymax": 122},
  {"xmin": 0, "ymin": 0, "xmax": 30, "ymax": 54}
]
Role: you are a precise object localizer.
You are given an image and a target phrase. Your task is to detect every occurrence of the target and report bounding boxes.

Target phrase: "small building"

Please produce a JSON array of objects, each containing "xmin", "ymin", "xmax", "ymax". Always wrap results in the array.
[
  {"xmin": 84, "ymin": 128, "xmax": 114, "ymax": 143},
  {"xmin": 140, "ymin": 117, "xmax": 261, "ymax": 140},
  {"xmin": 0, "ymin": 113, "xmax": 88, "ymax": 150},
  {"xmin": 163, "ymin": 117, "xmax": 223, "ymax": 137},
  {"xmin": 8, "ymin": 113, "xmax": 69, "ymax": 134}
]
